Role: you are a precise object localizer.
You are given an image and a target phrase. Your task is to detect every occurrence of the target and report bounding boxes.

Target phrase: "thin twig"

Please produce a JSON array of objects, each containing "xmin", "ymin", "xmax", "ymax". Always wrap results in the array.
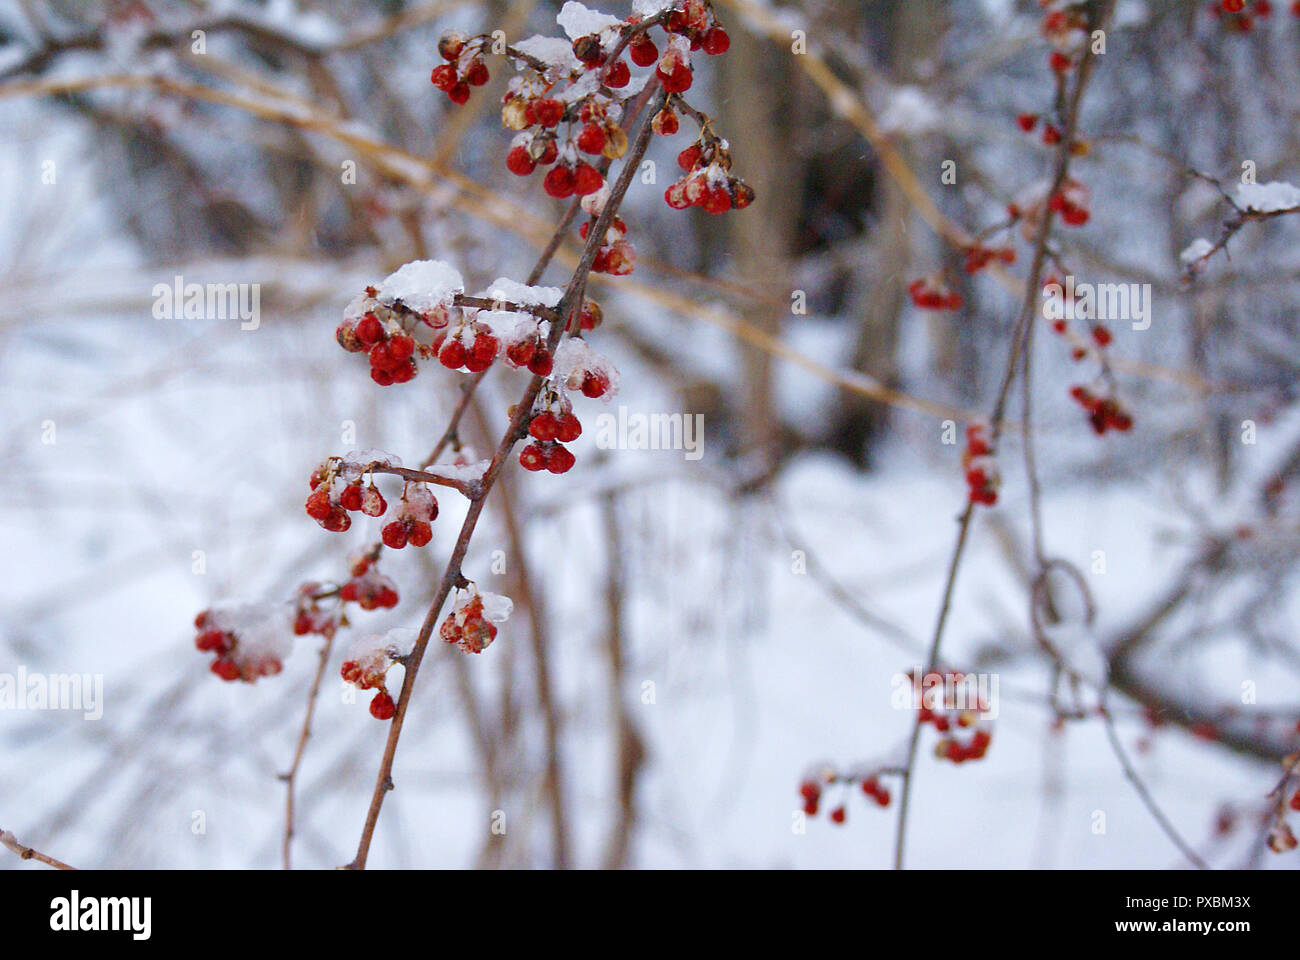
[{"xmin": 0, "ymin": 828, "xmax": 77, "ymax": 870}]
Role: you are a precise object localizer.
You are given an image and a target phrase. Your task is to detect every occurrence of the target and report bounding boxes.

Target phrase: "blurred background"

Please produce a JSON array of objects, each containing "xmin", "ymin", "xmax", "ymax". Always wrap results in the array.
[{"xmin": 1, "ymin": 0, "xmax": 1299, "ymax": 869}]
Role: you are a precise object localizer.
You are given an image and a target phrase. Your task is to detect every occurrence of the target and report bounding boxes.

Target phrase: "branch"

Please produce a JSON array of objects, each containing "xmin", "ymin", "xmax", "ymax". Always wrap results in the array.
[{"xmin": 0, "ymin": 828, "xmax": 77, "ymax": 870}]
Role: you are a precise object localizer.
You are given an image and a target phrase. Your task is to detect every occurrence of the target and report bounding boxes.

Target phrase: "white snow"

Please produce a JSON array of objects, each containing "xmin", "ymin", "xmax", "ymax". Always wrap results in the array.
[
  {"xmin": 376, "ymin": 259, "xmax": 463, "ymax": 313},
  {"xmin": 1235, "ymin": 180, "xmax": 1300, "ymax": 214},
  {"xmin": 1179, "ymin": 238, "xmax": 1213, "ymax": 265},
  {"xmin": 557, "ymin": 2, "xmax": 623, "ymax": 40},
  {"xmin": 878, "ymin": 86, "xmax": 942, "ymax": 135},
  {"xmin": 484, "ymin": 277, "xmax": 563, "ymax": 308},
  {"xmin": 512, "ymin": 35, "xmax": 582, "ymax": 74}
]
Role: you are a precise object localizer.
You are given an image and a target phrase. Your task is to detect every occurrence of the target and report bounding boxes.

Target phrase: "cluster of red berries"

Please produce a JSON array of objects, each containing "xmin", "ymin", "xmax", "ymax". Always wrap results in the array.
[
  {"xmin": 1039, "ymin": 1, "xmax": 1088, "ymax": 74},
  {"xmin": 340, "ymin": 642, "xmax": 398, "ymax": 720},
  {"xmin": 520, "ymin": 403, "xmax": 582, "ymax": 475},
  {"xmin": 337, "ymin": 307, "xmax": 422, "ymax": 386},
  {"xmin": 306, "ymin": 461, "xmax": 392, "ymax": 532},
  {"xmin": 665, "ymin": 141, "xmax": 755, "ymax": 214},
  {"xmin": 1068, "ymin": 386, "xmax": 1134, "ymax": 435},
  {"xmin": 1213, "ymin": 0, "xmax": 1297, "ymax": 31},
  {"xmin": 193, "ymin": 609, "xmax": 285, "ymax": 683},
  {"xmin": 440, "ymin": 591, "xmax": 498, "ymax": 654},
  {"xmin": 431, "ymin": 322, "xmax": 501, "ymax": 373},
  {"xmin": 798, "ymin": 769, "xmax": 894, "ymax": 826},
  {"xmin": 962, "ymin": 421, "xmax": 999, "ymax": 506},
  {"xmin": 292, "ymin": 584, "xmax": 339, "ymax": 638},
  {"xmin": 503, "ymin": 326, "xmax": 555, "ymax": 377},
  {"xmin": 338, "ymin": 560, "xmax": 400, "ymax": 611},
  {"xmin": 963, "ymin": 243, "xmax": 1016, "ymax": 275},
  {"xmin": 380, "ymin": 484, "xmax": 438, "ymax": 550},
  {"xmin": 502, "ymin": 94, "xmax": 617, "ymax": 199},
  {"xmin": 580, "ymin": 216, "xmax": 637, "ymax": 276},
  {"xmin": 1014, "ymin": 112, "xmax": 1088, "ymax": 154},
  {"xmin": 1049, "ymin": 312, "xmax": 1114, "ymax": 362},
  {"xmin": 1049, "ymin": 178, "xmax": 1091, "ymax": 227},
  {"xmin": 908, "ymin": 275, "xmax": 963, "ymax": 312},
  {"xmin": 429, "ymin": 33, "xmax": 490, "ymax": 105},
  {"xmin": 908, "ymin": 670, "xmax": 995, "ymax": 763}
]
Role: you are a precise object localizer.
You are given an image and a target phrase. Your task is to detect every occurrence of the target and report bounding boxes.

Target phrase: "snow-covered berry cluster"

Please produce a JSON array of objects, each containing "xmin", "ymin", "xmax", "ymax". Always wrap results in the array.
[
  {"xmin": 338, "ymin": 551, "xmax": 400, "ymax": 611},
  {"xmin": 520, "ymin": 390, "xmax": 583, "ymax": 474},
  {"xmin": 429, "ymin": 32, "xmax": 492, "ymax": 105},
  {"xmin": 438, "ymin": 0, "xmax": 753, "ymax": 247},
  {"xmin": 1211, "ymin": 0, "xmax": 1298, "ymax": 33},
  {"xmin": 962, "ymin": 420, "xmax": 999, "ymax": 507},
  {"xmin": 341, "ymin": 633, "xmax": 409, "ymax": 720},
  {"xmin": 194, "ymin": 604, "xmax": 293, "ymax": 683},
  {"xmin": 337, "ymin": 260, "xmax": 467, "ymax": 386},
  {"xmin": 439, "ymin": 586, "xmax": 513, "ymax": 655},
  {"xmin": 1069, "ymin": 385, "xmax": 1134, "ymax": 435},
  {"xmin": 798, "ymin": 767, "xmax": 896, "ymax": 827},
  {"xmin": 380, "ymin": 483, "xmax": 439, "ymax": 550},
  {"xmin": 907, "ymin": 274, "xmax": 963, "ymax": 312},
  {"xmin": 305, "ymin": 455, "xmax": 398, "ymax": 533},
  {"xmin": 911, "ymin": 670, "xmax": 995, "ymax": 764},
  {"xmin": 664, "ymin": 140, "xmax": 755, "ymax": 214}
]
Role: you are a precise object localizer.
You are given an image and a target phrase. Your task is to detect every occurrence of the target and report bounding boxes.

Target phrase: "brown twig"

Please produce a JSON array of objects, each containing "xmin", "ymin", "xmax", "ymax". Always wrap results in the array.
[
  {"xmin": 280, "ymin": 630, "xmax": 337, "ymax": 870},
  {"xmin": 0, "ymin": 828, "xmax": 77, "ymax": 870}
]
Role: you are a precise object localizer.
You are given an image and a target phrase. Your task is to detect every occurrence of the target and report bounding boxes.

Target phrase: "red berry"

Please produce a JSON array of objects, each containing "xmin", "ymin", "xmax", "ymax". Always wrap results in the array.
[
  {"xmin": 369, "ymin": 691, "xmax": 396, "ymax": 720},
  {"xmin": 439, "ymin": 339, "xmax": 468, "ymax": 369},
  {"xmin": 507, "ymin": 145, "xmax": 536, "ymax": 176},
  {"xmin": 382, "ymin": 521, "xmax": 409, "ymax": 549},
  {"xmin": 506, "ymin": 338, "xmax": 536, "ymax": 367},
  {"xmin": 1016, "ymin": 112, "xmax": 1038, "ymax": 132},
  {"xmin": 829, "ymin": 806, "xmax": 846, "ymax": 825},
  {"xmin": 408, "ymin": 521, "xmax": 433, "ymax": 548},
  {"xmin": 534, "ymin": 98, "xmax": 564, "ymax": 127},
  {"xmin": 576, "ymin": 123, "xmax": 607, "ymax": 154},
  {"xmin": 430, "ymin": 64, "xmax": 457, "ymax": 91},
  {"xmin": 448, "ymin": 82, "xmax": 471, "ymax": 105},
  {"xmin": 305, "ymin": 488, "xmax": 332, "ymax": 521},
  {"xmin": 211, "ymin": 658, "xmax": 241, "ymax": 682},
  {"xmin": 545, "ymin": 445, "xmax": 576, "ymax": 474},
  {"xmin": 527, "ymin": 349, "xmax": 554, "ymax": 377},
  {"xmin": 340, "ymin": 483, "xmax": 365, "ymax": 512},
  {"xmin": 573, "ymin": 162, "xmax": 604, "ymax": 196},
  {"xmin": 555, "ymin": 413, "xmax": 582, "ymax": 442},
  {"xmin": 605, "ymin": 59, "xmax": 631, "ymax": 88},
  {"xmin": 677, "ymin": 144, "xmax": 701, "ymax": 171},
  {"xmin": 464, "ymin": 58, "xmax": 489, "ymax": 86},
  {"xmin": 356, "ymin": 313, "xmax": 384, "ymax": 346},
  {"xmin": 544, "ymin": 164, "xmax": 577, "ymax": 198},
  {"xmin": 630, "ymin": 36, "xmax": 658, "ymax": 66},
  {"xmin": 581, "ymin": 371, "xmax": 611, "ymax": 398},
  {"xmin": 519, "ymin": 444, "xmax": 547, "ymax": 471},
  {"xmin": 471, "ymin": 332, "xmax": 500, "ymax": 365},
  {"xmin": 652, "ymin": 109, "xmax": 679, "ymax": 136},
  {"xmin": 530, "ymin": 411, "xmax": 560, "ymax": 441},
  {"xmin": 438, "ymin": 34, "xmax": 464, "ymax": 61},
  {"xmin": 702, "ymin": 26, "xmax": 730, "ymax": 55}
]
